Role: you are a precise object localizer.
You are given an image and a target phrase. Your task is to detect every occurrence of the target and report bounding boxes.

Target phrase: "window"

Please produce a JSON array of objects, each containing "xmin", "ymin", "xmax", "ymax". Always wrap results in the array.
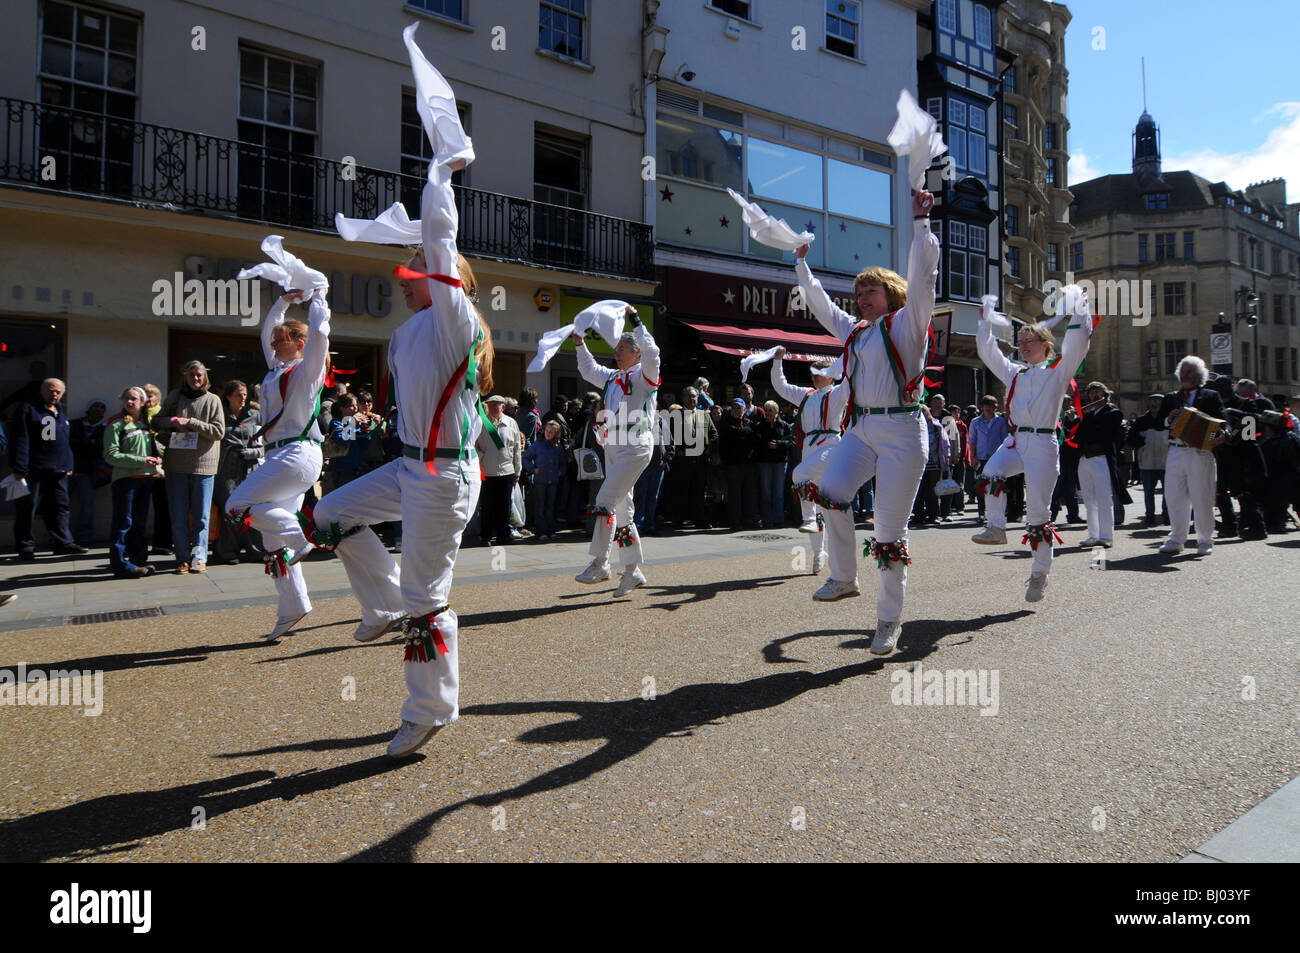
[
  {"xmin": 1145, "ymin": 192, "xmax": 1169, "ymax": 210},
  {"xmin": 534, "ymin": 129, "xmax": 588, "ymax": 264},
  {"xmin": 1238, "ymin": 234, "xmax": 1246, "ymax": 263},
  {"xmin": 1003, "ymin": 104, "xmax": 1016, "ymax": 129},
  {"xmin": 1164, "ymin": 282, "xmax": 1186, "ymax": 315},
  {"xmin": 410, "ymin": 0, "xmax": 463, "ymax": 19},
  {"xmin": 937, "ymin": 0, "xmax": 957, "ymax": 34},
  {"xmin": 750, "ymin": 139, "xmax": 823, "ymax": 209},
  {"xmin": 1164, "ymin": 341, "xmax": 1188, "ymax": 375},
  {"xmin": 1138, "ymin": 234, "xmax": 1148, "ymax": 263},
  {"xmin": 1007, "ymin": 245, "xmax": 1021, "ymax": 279},
  {"xmin": 37, "ymin": 0, "xmax": 140, "ymax": 195},
  {"xmin": 1071, "ymin": 242, "xmax": 1083, "ymax": 270},
  {"xmin": 657, "ymin": 114, "xmax": 743, "ymax": 189},
  {"xmin": 1277, "ymin": 347, "xmax": 1287, "ymax": 382},
  {"xmin": 1273, "ymin": 248, "xmax": 1282, "ymax": 274},
  {"xmin": 1275, "ymin": 295, "xmax": 1284, "ymax": 325},
  {"xmin": 539, "ymin": 0, "xmax": 585, "ymax": 60},
  {"xmin": 237, "ymin": 46, "xmax": 319, "ymax": 227},
  {"xmin": 711, "ymin": 0, "xmax": 751, "ymax": 18},
  {"xmin": 1047, "ymin": 243, "xmax": 1058, "ymax": 272},
  {"xmin": 1002, "ymin": 67, "xmax": 1016, "ymax": 96},
  {"xmin": 1146, "ymin": 341, "xmax": 1159, "ymax": 376},
  {"xmin": 1005, "ymin": 204, "xmax": 1018, "ymax": 237},
  {"xmin": 973, "ymin": 5, "xmax": 992, "ymax": 49},
  {"xmin": 1183, "ymin": 231, "xmax": 1195, "ymax": 260},
  {"xmin": 1155, "ymin": 232, "xmax": 1175, "ymax": 261},
  {"xmin": 947, "ymin": 95, "xmax": 987, "ymax": 178},
  {"xmin": 825, "ymin": 1, "xmax": 859, "ymax": 57},
  {"xmin": 1044, "ymin": 122, "xmax": 1055, "ymax": 151},
  {"xmin": 1045, "ymin": 157, "xmax": 1057, "ymax": 185},
  {"xmin": 401, "ymin": 90, "xmax": 468, "ymax": 215},
  {"xmin": 945, "ymin": 221, "xmax": 985, "ymax": 301}
]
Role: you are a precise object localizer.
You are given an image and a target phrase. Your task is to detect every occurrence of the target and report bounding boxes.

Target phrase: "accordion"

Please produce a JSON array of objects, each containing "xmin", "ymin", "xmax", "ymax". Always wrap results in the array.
[{"xmin": 1170, "ymin": 406, "xmax": 1225, "ymax": 451}]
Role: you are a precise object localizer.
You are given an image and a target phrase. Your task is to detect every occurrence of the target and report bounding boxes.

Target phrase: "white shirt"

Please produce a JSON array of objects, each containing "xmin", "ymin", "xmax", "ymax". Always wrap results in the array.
[
  {"xmin": 577, "ymin": 324, "xmax": 661, "ymax": 449},
  {"xmin": 770, "ymin": 358, "xmax": 848, "ymax": 451},
  {"xmin": 976, "ymin": 318, "xmax": 1092, "ymax": 432},
  {"xmin": 796, "ymin": 217, "xmax": 940, "ymax": 409},
  {"xmin": 258, "ymin": 295, "xmax": 330, "ymax": 444}
]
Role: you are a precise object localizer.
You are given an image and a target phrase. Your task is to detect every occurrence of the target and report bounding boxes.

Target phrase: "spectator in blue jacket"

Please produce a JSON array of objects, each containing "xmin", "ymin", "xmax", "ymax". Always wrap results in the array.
[
  {"xmin": 8, "ymin": 378, "xmax": 85, "ymax": 559},
  {"xmin": 522, "ymin": 419, "xmax": 568, "ymax": 540}
]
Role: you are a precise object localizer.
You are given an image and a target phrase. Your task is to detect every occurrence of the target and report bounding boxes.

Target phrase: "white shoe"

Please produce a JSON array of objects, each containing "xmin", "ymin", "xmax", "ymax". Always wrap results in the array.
[
  {"xmin": 353, "ymin": 613, "xmax": 407, "ymax": 643},
  {"xmin": 870, "ymin": 620, "xmax": 901, "ymax": 655},
  {"xmin": 1158, "ymin": 538, "xmax": 1183, "ymax": 554},
  {"xmin": 614, "ymin": 567, "xmax": 646, "ymax": 597},
  {"xmin": 1097, "ymin": 539, "xmax": 1113, "ymax": 549},
  {"xmin": 266, "ymin": 611, "xmax": 308, "ymax": 642},
  {"xmin": 1025, "ymin": 573, "xmax": 1048, "ymax": 603},
  {"xmin": 971, "ymin": 527, "xmax": 1007, "ymax": 545},
  {"xmin": 1196, "ymin": 541, "xmax": 1213, "ymax": 556},
  {"xmin": 811, "ymin": 551, "xmax": 828, "ymax": 575},
  {"xmin": 813, "ymin": 577, "xmax": 860, "ymax": 601},
  {"xmin": 1079, "ymin": 537, "xmax": 1099, "ymax": 548},
  {"xmin": 797, "ymin": 518, "xmax": 819, "ymax": 534},
  {"xmin": 575, "ymin": 561, "xmax": 611, "ymax": 584},
  {"xmin": 386, "ymin": 720, "xmax": 443, "ymax": 757}
]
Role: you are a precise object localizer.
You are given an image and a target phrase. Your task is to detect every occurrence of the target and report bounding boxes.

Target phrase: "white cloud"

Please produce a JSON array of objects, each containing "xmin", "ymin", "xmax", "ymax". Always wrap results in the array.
[
  {"xmin": 1068, "ymin": 151, "xmax": 1104, "ymax": 187},
  {"xmin": 1162, "ymin": 102, "xmax": 1300, "ymax": 198}
]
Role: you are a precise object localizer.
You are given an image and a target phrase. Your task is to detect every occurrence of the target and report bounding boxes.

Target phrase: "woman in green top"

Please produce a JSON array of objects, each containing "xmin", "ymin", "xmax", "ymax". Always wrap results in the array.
[{"xmin": 104, "ymin": 386, "xmax": 163, "ymax": 577}]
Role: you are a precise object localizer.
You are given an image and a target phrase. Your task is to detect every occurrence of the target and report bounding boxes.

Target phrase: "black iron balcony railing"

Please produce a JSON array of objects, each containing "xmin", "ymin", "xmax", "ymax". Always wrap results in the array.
[{"xmin": 0, "ymin": 96, "xmax": 653, "ymax": 281}]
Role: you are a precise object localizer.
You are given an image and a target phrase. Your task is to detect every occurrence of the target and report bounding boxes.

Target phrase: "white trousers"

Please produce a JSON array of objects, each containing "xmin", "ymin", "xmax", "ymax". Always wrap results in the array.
[
  {"xmin": 589, "ymin": 444, "xmax": 651, "ymax": 571},
  {"xmin": 1165, "ymin": 445, "xmax": 1216, "ymax": 545},
  {"xmin": 227, "ymin": 442, "xmax": 321, "ymax": 619},
  {"xmin": 1077, "ymin": 455, "xmax": 1114, "ymax": 542},
  {"xmin": 793, "ymin": 443, "xmax": 836, "ymax": 557},
  {"xmin": 313, "ymin": 455, "xmax": 480, "ymax": 727},
  {"xmin": 981, "ymin": 434, "xmax": 1058, "ymax": 575},
  {"xmin": 818, "ymin": 414, "xmax": 927, "ymax": 624}
]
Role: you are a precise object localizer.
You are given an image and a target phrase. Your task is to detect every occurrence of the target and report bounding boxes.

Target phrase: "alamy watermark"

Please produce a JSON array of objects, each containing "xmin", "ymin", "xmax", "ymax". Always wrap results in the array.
[
  {"xmin": 1, "ymin": 664, "xmax": 104, "ymax": 716},
  {"xmin": 890, "ymin": 661, "xmax": 999, "ymax": 716},
  {"xmin": 595, "ymin": 406, "xmax": 707, "ymax": 457},
  {"xmin": 1042, "ymin": 271, "xmax": 1152, "ymax": 327},
  {"xmin": 151, "ymin": 272, "xmax": 262, "ymax": 326}
]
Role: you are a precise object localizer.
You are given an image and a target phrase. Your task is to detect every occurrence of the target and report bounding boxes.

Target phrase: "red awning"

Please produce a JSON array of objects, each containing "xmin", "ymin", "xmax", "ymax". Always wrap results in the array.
[{"xmin": 678, "ymin": 318, "xmax": 842, "ymax": 364}]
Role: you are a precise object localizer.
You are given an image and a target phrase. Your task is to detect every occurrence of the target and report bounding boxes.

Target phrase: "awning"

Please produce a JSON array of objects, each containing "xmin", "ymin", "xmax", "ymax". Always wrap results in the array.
[{"xmin": 677, "ymin": 317, "xmax": 842, "ymax": 364}]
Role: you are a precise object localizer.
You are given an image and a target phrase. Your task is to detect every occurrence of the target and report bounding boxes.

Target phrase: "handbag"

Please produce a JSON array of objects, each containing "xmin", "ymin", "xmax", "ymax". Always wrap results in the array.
[
  {"xmin": 509, "ymin": 481, "xmax": 526, "ymax": 528},
  {"xmin": 573, "ymin": 424, "xmax": 604, "ymax": 481},
  {"xmin": 934, "ymin": 474, "xmax": 962, "ymax": 497}
]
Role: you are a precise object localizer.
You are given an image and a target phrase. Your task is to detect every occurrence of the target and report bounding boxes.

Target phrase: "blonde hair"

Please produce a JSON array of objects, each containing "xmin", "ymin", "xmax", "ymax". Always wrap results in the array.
[
  {"xmin": 1018, "ymin": 324, "xmax": 1057, "ymax": 363},
  {"xmin": 853, "ymin": 266, "xmax": 908, "ymax": 313},
  {"xmin": 408, "ymin": 249, "xmax": 495, "ymax": 395}
]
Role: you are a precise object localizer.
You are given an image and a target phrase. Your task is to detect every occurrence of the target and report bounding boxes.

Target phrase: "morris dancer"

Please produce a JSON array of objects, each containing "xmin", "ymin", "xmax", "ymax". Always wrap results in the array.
[
  {"xmin": 226, "ymin": 242, "xmax": 330, "ymax": 641},
  {"xmin": 572, "ymin": 309, "xmax": 660, "ymax": 598},
  {"xmin": 769, "ymin": 347, "xmax": 846, "ymax": 575},
  {"xmin": 970, "ymin": 288, "xmax": 1094, "ymax": 601},
  {"xmin": 302, "ymin": 23, "xmax": 495, "ymax": 757},
  {"xmin": 793, "ymin": 189, "xmax": 938, "ymax": 655},
  {"xmin": 1075, "ymin": 381, "xmax": 1127, "ymax": 548},
  {"xmin": 1154, "ymin": 355, "xmax": 1227, "ymax": 555}
]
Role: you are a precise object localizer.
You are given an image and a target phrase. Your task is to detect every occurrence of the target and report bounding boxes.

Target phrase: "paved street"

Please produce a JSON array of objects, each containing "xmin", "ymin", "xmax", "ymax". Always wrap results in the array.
[{"xmin": 1, "ymin": 515, "xmax": 1297, "ymax": 862}]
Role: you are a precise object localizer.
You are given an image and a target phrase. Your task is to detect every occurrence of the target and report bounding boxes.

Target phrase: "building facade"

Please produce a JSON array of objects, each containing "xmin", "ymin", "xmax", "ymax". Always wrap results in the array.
[
  {"xmin": 997, "ymin": 0, "xmax": 1072, "ymax": 328},
  {"xmin": 0, "ymin": 0, "xmax": 657, "ymax": 535},
  {"xmin": 1070, "ymin": 113, "xmax": 1300, "ymax": 414}
]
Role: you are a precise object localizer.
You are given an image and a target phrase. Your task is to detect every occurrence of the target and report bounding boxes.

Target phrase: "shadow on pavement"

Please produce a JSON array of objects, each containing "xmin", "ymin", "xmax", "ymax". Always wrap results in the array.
[
  {"xmin": 215, "ymin": 732, "xmax": 393, "ymax": 758},
  {"xmin": 340, "ymin": 611, "xmax": 1011, "ymax": 862},
  {"xmin": 638, "ymin": 574, "xmax": 792, "ymax": 612},
  {"xmin": 0, "ymin": 757, "xmax": 408, "ymax": 862},
  {"xmin": 760, "ymin": 611, "xmax": 1031, "ymax": 663},
  {"xmin": 2, "ymin": 640, "xmax": 281, "ymax": 676}
]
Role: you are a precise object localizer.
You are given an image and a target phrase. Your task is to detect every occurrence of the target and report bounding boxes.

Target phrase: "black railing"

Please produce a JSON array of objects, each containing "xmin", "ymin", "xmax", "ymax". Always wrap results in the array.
[{"xmin": 1, "ymin": 96, "xmax": 653, "ymax": 281}]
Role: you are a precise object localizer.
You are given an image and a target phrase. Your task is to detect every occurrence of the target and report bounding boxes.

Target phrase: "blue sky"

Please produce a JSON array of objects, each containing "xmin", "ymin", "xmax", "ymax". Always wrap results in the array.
[{"xmin": 1063, "ymin": 0, "xmax": 1300, "ymax": 200}]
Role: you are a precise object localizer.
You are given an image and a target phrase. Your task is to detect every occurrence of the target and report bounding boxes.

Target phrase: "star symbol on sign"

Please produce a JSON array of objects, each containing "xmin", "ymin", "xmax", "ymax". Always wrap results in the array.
[
  {"xmin": 722, "ymin": 288, "xmax": 735, "ymax": 304},
  {"xmin": 839, "ymin": 221, "xmax": 847, "ymax": 232},
  {"xmin": 806, "ymin": 222, "xmax": 816, "ymax": 233},
  {"xmin": 720, "ymin": 216, "xmax": 729, "ymax": 228},
  {"xmin": 660, "ymin": 186, "xmax": 674, "ymax": 202},
  {"xmin": 853, "ymin": 253, "xmax": 860, "ymax": 261},
  {"xmin": 684, "ymin": 226, "xmax": 692, "ymax": 235}
]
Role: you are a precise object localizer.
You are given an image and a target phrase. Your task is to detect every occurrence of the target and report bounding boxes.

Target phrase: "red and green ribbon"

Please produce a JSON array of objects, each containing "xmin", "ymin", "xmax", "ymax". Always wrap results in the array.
[
  {"xmin": 403, "ymin": 608, "xmax": 450, "ymax": 662},
  {"xmin": 864, "ymin": 537, "xmax": 912, "ymax": 570},
  {"xmin": 1021, "ymin": 522, "xmax": 1064, "ymax": 551}
]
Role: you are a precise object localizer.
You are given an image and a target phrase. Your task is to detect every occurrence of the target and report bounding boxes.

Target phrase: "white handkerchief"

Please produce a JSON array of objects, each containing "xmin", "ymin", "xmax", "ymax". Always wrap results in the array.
[
  {"xmin": 335, "ymin": 202, "xmax": 422, "ymax": 245},
  {"xmin": 403, "ymin": 24, "xmax": 474, "ymax": 171},
  {"xmin": 528, "ymin": 300, "xmax": 630, "ymax": 372},
  {"xmin": 237, "ymin": 236, "xmax": 329, "ymax": 300},
  {"xmin": 726, "ymin": 189, "xmax": 814, "ymax": 251},
  {"xmin": 817, "ymin": 355, "xmax": 845, "ymax": 381},
  {"xmin": 887, "ymin": 89, "xmax": 948, "ymax": 191},
  {"xmin": 1040, "ymin": 284, "xmax": 1090, "ymax": 331},
  {"xmin": 980, "ymin": 294, "xmax": 1013, "ymax": 328},
  {"xmin": 740, "ymin": 346, "xmax": 781, "ymax": 383},
  {"xmin": 1, "ymin": 474, "xmax": 29, "ymax": 502}
]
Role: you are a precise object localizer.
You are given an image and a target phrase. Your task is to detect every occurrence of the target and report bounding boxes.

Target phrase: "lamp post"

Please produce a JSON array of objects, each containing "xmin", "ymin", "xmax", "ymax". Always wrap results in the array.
[{"xmin": 1226, "ymin": 285, "xmax": 1259, "ymax": 379}]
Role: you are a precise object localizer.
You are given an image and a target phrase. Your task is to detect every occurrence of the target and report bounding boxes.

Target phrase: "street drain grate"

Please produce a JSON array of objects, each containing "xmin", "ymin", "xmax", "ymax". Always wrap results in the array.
[
  {"xmin": 737, "ymin": 533, "xmax": 791, "ymax": 543},
  {"xmin": 65, "ymin": 607, "xmax": 165, "ymax": 626}
]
